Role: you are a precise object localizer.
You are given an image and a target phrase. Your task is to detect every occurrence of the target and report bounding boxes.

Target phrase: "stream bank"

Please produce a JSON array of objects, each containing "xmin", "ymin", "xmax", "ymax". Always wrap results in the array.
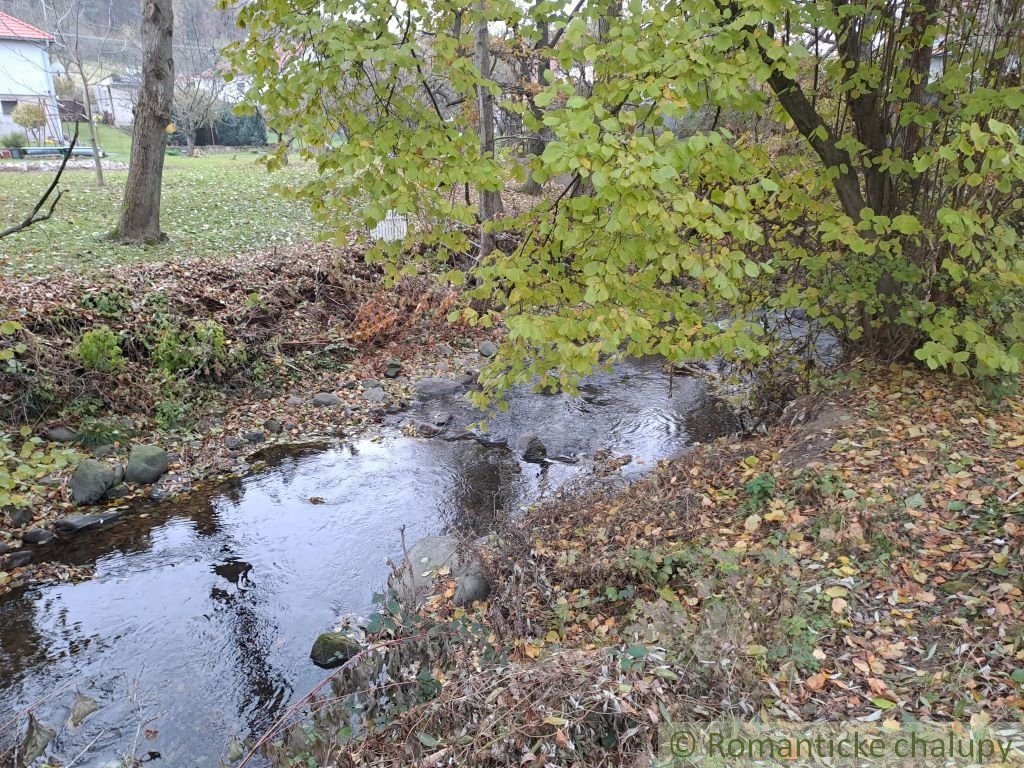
[
  {"xmin": 0, "ymin": 356, "xmax": 736, "ymax": 767},
  {"xmin": 259, "ymin": 364, "xmax": 1024, "ymax": 767}
]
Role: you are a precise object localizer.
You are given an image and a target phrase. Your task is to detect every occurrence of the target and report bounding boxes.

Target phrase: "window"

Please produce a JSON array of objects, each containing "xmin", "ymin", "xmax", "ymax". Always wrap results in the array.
[{"xmin": 1, "ymin": 100, "xmax": 17, "ymax": 116}]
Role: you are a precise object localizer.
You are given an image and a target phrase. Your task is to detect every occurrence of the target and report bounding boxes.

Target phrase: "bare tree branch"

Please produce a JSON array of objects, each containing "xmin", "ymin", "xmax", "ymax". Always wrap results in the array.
[{"xmin": 0, "ymin": 124, "xmax": 79, "ymax": 240}]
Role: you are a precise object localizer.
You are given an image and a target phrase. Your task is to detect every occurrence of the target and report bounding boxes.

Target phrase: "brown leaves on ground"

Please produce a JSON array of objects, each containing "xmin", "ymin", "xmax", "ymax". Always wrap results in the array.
[{"xmin": 462, "ymin": 364, "xmax": 1024, "ymax": 724}]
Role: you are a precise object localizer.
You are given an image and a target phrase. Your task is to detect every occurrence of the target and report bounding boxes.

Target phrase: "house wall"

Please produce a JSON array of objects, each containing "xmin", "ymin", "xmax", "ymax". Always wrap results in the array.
[{"xmin": 0, "ymin": 38, "xmax": 61, "ymax": 143}]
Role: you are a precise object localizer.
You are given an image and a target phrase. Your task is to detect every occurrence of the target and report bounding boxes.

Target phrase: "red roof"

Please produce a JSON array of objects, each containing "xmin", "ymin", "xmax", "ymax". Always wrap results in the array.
[{"xmin": 0, "ymin": 11, "xmax": 53, "ymax": 42}]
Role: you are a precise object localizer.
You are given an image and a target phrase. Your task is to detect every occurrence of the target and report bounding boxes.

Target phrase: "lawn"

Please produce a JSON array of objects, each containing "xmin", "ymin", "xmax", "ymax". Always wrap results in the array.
[
  {"xmin": 62, "ymin": 122, "xmax": 134, "ymax": 158},
  {"xmin": 0, "ymin": 153, "xmax": 322, "ymax": 276}
]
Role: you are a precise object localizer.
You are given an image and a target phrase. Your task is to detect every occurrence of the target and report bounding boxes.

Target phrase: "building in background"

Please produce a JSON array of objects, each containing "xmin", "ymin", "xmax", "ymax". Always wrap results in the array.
[
  {"xmin": 93, "ymin": 72, "xmax": 139, "ymax": 128},
  {"xmin": 0, "ymin": 11, "xmax": 61, "ymax": 143}
]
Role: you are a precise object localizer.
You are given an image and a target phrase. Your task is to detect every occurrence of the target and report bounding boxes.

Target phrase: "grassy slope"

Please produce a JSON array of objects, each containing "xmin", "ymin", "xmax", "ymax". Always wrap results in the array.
[
  {"xmin": 63, "ymin": 123, "xmax": 134, "ymax": 157},
  {"xmin": 0, "ymin": 154, "xmax": 321, "ymax": 277}
]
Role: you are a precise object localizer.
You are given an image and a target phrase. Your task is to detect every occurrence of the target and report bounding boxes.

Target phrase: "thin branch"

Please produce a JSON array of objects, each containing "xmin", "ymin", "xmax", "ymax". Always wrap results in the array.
[{"xmin": 0, "ymin": 124, "xmax": 79, "ymax": 240}]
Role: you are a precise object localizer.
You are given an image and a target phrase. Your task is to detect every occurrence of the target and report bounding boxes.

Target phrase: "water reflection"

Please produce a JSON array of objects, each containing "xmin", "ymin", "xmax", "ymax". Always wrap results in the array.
[{"xmin": 0, "ymin": 358, "xmax": 736, "ymax": 766}]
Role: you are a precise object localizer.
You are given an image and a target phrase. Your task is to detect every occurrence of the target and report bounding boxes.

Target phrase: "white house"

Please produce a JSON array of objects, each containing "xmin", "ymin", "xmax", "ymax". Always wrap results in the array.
[
  {"xmin": 0, "ymin": 11, "xmax": 61, "ymax": 143},
  {"xmin": 93, "ymin": 73, "xmax": 139, "ymax": 128}
]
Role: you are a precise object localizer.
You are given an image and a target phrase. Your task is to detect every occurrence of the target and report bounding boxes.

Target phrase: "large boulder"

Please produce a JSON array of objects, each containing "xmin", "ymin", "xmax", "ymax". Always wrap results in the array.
[
  {"xmin": 388, "ymin": 536, "xmax": 491, "ymax": 608},
  {"xmin": 413, "ymin": 377, "xmax": 464, "ymax": 399},
  {"xmin": 478, "ymin": 340, "xmax": 498, "ymax": 358},
  {"xmin": 70, "ymin": 459, "xmax": 117, "ymax": 504},
  {"xmin": 124, "ymin": 445, "xmax": 169, "ymax": 484},
  {"xmin": 310, "ymin": 632, "xmax": 361, "ymax": 668}
]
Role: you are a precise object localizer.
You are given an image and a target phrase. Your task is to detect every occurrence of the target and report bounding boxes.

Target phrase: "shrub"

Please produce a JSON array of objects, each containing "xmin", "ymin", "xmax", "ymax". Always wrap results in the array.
[
  {"xmin": 151, "ymin": 320, "xmax": 245, "ymax": 377},
  {"xmin": 0, "ymin": 132, "xmax": 27, "ymax": 149},
  {"xmin": 154, "ymin": 399, "xmax": 188, "ymax": 429},
  {"xmin": 76, "ymin": 326, "xmax": 125, "ymax": 372},
  {"xmin": 0, "ymin": 429, "xmax": 79, "ymax": 510},
  {"xmin": 80, "ymin": 288, "xmax": 132, "ymax": 319},
  {"xmin": 11, "ymin": 103, "xmax": 45, "ymax": 142}
]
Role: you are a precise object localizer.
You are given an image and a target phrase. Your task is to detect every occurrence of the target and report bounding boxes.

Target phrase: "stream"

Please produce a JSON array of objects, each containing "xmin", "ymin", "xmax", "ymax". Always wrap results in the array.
[{"xmin": 0, "ymin": 358, "xmax": 736, "ymax": 767}]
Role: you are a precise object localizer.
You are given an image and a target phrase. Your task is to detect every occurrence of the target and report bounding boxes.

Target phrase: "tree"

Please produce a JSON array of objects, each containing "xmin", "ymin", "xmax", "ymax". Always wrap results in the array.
[
  {"xmin": 113, "ymin": 0, "xmax": 173, "ymax": 243},
  {"xmin": 230, "ymin": 0, "xmax": 1024, "ymax": 400},
  {"xmin": 44, "ymin": 0, "xmax": 126, "ymax": 186},
  {"xmin": 11, "ymin": 102, "xmax": 46, "ymax": 143},
  {"xmin": 171, "ymin": 0, "xmax": 229, "ymax": 156}
]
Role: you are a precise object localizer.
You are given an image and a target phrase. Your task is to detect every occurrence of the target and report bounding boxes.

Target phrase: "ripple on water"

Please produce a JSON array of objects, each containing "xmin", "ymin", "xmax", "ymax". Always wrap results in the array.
[{"xmin": 0, "ymin": 357, "xmax": 736, "ymax": 766}]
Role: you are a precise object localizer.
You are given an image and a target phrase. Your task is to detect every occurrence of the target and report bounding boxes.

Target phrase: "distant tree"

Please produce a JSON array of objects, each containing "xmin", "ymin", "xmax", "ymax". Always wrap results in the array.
[
  {"xmin": 113, "ymin": 0, "xmax": 173, "ymax": 243},
  {"xmin": 45, "ymin": 0, "xmax": 127, "ymax": 185},
  {"xmin": 11, "ymin": 102, "xmax": 46, "ymax": 143},
  {"xmin": 171, "ymin": 0, "xmax": 228, "ymax": 156}
]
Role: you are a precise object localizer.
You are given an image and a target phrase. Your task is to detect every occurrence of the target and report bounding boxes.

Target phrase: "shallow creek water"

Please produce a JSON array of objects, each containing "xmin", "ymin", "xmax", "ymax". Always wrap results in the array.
[{"xmin": 0, "ymin": 358, "xmax": 735, "ymax": 766}]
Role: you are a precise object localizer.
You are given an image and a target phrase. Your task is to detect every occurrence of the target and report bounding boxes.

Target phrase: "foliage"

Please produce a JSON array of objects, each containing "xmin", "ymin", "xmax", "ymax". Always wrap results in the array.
[
  {"xmin": 211, "ymin": 106, "xmax": 268, "ymax": 146},
  {"xmin": 229, "ymin": 0, "xmax": 1024, "ymax": 398},
  {"xmin": 76, "ymin": 325, "xmax": 124, "ymax": 372},
  {"xmin": 80, "ymin": 287, "xmax": 132, "ymax": 318},
  {"xmin": 151, "ymin": 319, "xmax": 246, "ymax": 377},
  {"xmin": 11, "ymin": 103, "xmax": 46, "ymax": 138},
  {"xmin": 0, "ymin": 132, "xmax": 27, "ymax": 149},
  {"xmin": 0, "ymin": 428, "xmax": 79, "ymax": 510}
]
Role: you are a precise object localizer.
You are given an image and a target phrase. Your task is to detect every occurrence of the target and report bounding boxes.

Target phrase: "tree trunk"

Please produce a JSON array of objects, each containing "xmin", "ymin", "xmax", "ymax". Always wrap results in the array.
[
  {"xmin": 476, "ymin": 0, "xmax": 501, "ymax": 258},
  {"xmin": 185, "ymin": 131, "xmax": 195, "ymax": 157},
  {"xmin": 79, "ymin": 67, "xmax": 105, "ymax": 187},
  {"xmin": 522, "ymin": 7, "xmax": 548, "ymax": 196},
  {"xmin": 114, "ymin": 0, "xmax": 174, "ymax": 244}
]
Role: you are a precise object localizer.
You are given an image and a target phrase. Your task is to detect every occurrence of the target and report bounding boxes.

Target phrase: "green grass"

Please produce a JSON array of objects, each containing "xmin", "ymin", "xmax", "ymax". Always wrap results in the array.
[
  {"xmin": 62, "ymin": 122, "xmax": 134, "ymax": 157},
  {"xmin": 0, "ymin": 153, "xmax": 322, "ymax": 276}
]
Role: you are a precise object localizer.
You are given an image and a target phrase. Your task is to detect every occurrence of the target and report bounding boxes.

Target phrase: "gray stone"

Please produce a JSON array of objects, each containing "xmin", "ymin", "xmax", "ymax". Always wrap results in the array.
[
  {"xmin": 478, "ymin": 340, "xmax": 498, "ymax": 358},
  {"xmin": 243, "ymin": 430, "xmax": 266, "ymax": 444},
  {"xmin": 70, "ymin": 459, "xmax": 118, "ymax": 504},
  {"xmin": 224, "ymin": 436, "xmax": 244, "ymax": 450},
  {"xmin": 384, "ymin": 360, "xmax": 402, "ymax": 378},
  {"xmin": 124, "ymin": 445, "xmax": 169, "ymax": 484},
  {"xmin": 342, "ymin": 380, "xmax": 359, "ymax": 390},
  {"xmin": 385, "ymin": 402, "xmax": 404, "ymax": 414},
  {"xmin": 54, "ymin": 510, "xmax": 124, "ymax": 533},
  {"xmin": 437, "ymin": 343, "xmax": 453, "ymax": 356},
  {"xmin": 413, "ymin": 377, "xmax": 464, "ymax": 399},
  {"xmin": 22, "ymin": 528, "xmax": 53, "ymax": 545},
  {"xmin": 409, "ymin": 420, "xmax": 442, "ymax": 438},
  {"xmin": 93, "ymin": 444, "xmax": 118, "ymax": 459},
  {"xmin": 1, "ymin": 549, "xmax": 32, "ymax": 568},
  {"xmin": 310, "ymin": 632, "xmax": 361, "ymax": 668},
  {"xmin": 313, "ymin": 392, "xmax": 341, "ymax": 407},
  {"xmin": 45, "ymin": 425, "xmax": 78, "ymax": 443},
  {"xmin": 0, "ymin": 541, "xmax": 15, "ymax": 555},
  {"xmin": 285, "ymin": 395, "xmax": 304, "ymax": 406},
  {"xmin": 514, "ymin": 433, "xmax": 547, "ymax": 463},
  {"xmin": 5, "ymin": 505, "xmax": 32, "ymax": 527},
  {"xmin": 429, "ymin": 411, "xmax": 452, "ymax": 427},
  {"xmin": 364, "ymin": 387, "xmax": 386, "ymax": 403},
  {"xmin": 455, "ymin": 571, "xmax": 490, "ymax": 605},
  {"xmin": 361, "ymin": 378, "xmax": 381, "ymax": 389},
  {"xmin": 116, "ymin": 416, "xmax": 136, "ymax": 431},
  {"xmin": 284, "ymin": 422, "xmax": 299, "ymax": 433},
  {"xmin": 388, "ymin": 535, "xmax": 491, "ymax": 608},
  {"xmin": 264, "ymin": 418, "xmax": 283, "ymax": 434}
]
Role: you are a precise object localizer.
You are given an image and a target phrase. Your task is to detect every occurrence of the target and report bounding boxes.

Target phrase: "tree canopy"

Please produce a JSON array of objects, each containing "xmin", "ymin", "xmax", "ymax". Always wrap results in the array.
[{"xmin": 227, "ymin": 0, "xmax": 1024, "ymax": 401}]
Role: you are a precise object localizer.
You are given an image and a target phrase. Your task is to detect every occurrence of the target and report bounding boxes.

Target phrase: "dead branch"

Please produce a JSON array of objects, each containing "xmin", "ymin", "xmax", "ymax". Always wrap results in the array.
[{"xmin": 0, "ymin": 124, "xmax": 80, "ymax": 241}]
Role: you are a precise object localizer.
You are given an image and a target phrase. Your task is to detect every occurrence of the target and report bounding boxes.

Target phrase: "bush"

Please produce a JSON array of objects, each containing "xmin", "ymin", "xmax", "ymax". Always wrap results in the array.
[
  {"xmin": 76, "ymin": 326, "xmax": 125, "ymax": 372},
  {"xmin": 0, "ymin": 132, "xmax": 27, "ymax": 149},
  {"xmin": 151, "ymin": 320, "xmax": 245, "ymax": 377},
  {"xmin": 11, "ymin": 103, "xmax": 45, "ymax": 142}
]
